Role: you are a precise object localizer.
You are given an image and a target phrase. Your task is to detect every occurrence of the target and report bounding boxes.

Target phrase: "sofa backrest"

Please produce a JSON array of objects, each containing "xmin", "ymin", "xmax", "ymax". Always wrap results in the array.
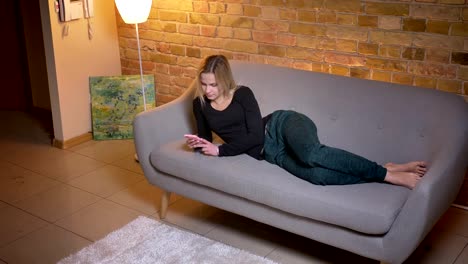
[{"xmin": 229, "ymin": 61, "xmax": 468, "ymax": 165}]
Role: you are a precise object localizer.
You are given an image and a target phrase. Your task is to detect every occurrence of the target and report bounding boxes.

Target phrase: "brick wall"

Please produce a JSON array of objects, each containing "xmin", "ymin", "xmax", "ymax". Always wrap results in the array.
[{"xmin": 116, "ymin": 0, "xmax": 468, "ymax": 106}]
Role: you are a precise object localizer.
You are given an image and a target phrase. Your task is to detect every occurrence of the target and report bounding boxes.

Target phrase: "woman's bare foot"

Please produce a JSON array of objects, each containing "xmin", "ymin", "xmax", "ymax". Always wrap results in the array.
[
  {"xmin": 384, "ymin": 171, "xmax": 422, "ymax": 189},
  {"xmin": 384, "ymin": 161, "xmax": 427, "ymax": 176}
]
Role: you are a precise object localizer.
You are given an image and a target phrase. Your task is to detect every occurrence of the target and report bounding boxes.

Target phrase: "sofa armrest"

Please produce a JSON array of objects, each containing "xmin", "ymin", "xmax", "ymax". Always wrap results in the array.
[
  {"xmin": 133, "ymin": 86, "xmax": 196, "ymax": 181},
  {"xmin": 383, "ymin": 135, "xmax": 468, "ymax": 263}
]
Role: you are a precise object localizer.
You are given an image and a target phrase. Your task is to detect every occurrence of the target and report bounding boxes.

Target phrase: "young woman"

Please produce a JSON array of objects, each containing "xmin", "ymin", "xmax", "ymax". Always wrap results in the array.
[{"xmin": 186, "ymin": 55, "xmax": 427, "ymax": 189}]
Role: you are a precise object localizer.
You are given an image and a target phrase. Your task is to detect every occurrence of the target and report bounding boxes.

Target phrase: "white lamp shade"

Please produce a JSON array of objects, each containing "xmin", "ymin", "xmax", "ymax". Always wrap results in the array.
[{"xmin": 115, "ymin": 0, "xmax": 152, "ymax": 24}]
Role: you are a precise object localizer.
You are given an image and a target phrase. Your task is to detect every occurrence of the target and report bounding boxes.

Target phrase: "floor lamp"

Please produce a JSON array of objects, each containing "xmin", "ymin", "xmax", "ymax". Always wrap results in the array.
[
  {"xmin": 115, "ymin": 0, "xmax": 152, "ymax": 110},
  {"xmin": 114, "ymin": 0, "xmax": 152, "ymax": 161}
]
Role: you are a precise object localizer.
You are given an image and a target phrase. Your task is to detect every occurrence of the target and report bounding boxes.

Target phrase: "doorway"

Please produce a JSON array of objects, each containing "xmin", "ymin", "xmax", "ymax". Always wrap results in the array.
[{"xmin": 1, "ymin": 0, "xmax": 53, "ymax": 139}]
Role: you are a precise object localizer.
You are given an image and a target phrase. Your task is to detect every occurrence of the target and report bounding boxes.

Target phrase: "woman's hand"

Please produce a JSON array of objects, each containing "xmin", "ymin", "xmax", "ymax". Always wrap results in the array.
[
  {"xmin": 187, "ymin": 137, "xmax": 219, "ymax": 156},
  {"xmin": 185, "ymin": 135, "xmax": 202, "ymax": 149}
]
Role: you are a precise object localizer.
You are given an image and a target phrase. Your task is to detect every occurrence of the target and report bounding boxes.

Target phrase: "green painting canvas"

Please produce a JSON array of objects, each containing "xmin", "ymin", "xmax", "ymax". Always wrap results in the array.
[{"xmin": 90, "ymin": 75, "xmax": 155, "ymax": 140}]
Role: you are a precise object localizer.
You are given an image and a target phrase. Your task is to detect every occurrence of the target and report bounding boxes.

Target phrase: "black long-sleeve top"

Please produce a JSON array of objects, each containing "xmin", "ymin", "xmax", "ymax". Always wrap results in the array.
[{"xmin": 193, "ymin": 86, "xmax": 266, "ymax": 160}]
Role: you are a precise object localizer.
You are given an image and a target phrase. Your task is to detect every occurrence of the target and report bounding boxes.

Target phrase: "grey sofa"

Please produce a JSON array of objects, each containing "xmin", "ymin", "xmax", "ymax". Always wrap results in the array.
[{"xmin": 133, "ymin": 61, "xmax": 468, "ymax": 264}]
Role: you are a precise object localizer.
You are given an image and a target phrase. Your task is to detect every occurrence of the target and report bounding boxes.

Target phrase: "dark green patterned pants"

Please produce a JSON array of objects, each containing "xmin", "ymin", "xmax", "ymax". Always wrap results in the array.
[{"xmin": 263, "ymin": 110, "xmax": 387, "ymax": 185}]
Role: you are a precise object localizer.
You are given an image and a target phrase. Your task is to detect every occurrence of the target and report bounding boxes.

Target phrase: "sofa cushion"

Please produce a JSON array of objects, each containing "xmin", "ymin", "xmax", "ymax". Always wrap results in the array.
[{"xmin": 151, "ymin": 139, "xmax": 410, "ymax": 235}]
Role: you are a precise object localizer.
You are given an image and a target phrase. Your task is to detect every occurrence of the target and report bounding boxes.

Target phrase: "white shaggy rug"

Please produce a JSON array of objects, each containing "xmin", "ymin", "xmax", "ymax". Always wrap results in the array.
[{"xmin": 58, "ymin": 216, "xmax": 278, "ymax": 264}]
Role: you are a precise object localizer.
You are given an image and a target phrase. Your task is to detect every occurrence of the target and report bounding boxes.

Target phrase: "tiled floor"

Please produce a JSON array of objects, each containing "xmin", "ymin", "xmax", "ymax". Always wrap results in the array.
[{"xmin": 0, "ymin": 110, "xmax": 467, "ymax": 264}]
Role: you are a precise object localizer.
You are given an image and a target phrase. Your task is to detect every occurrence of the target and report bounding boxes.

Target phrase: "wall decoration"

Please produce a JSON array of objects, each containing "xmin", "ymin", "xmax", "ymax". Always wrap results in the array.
[{"xmin": 89, "ymin": 75, "xmax": 155, "ymax": 140}]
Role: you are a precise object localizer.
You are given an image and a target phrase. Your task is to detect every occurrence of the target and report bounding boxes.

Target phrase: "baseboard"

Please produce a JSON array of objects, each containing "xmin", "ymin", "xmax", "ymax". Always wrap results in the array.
[{"xmin": 53, "ymin": 132, "xmax": 92, "ymax": 149}]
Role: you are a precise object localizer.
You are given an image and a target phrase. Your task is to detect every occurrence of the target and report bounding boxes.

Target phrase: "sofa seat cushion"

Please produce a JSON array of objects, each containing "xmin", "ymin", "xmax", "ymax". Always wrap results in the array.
[{"xmin": 151, "ymin": 139, "xmax": 411, "ymax": 235}]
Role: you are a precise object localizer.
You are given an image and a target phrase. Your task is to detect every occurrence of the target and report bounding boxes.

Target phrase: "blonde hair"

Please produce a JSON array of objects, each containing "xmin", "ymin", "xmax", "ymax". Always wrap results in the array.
[{"xmin": 194, "ymin": 55, "xmax": 237, "ymax": 105}]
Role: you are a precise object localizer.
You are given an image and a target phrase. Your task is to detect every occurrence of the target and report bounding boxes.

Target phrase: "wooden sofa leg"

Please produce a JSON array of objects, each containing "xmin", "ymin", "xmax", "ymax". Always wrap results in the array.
[
  {"xmin": 160, "ymin": 191, "xmax": 171, "ymax": 219},
  {"xmin": 380, "ymin": 261, "xmax": 390, "ymax": 264}
]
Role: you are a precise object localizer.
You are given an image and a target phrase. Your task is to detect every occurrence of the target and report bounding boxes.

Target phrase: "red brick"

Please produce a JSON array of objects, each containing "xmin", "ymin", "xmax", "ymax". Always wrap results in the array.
[
  {"xmin": 370, "ymin": 31, "xmax": 412, "ymax": 46},
  {"xmin": 358, "ymin": 16, "xmax": 378, "ymax": 27},
  {"xmin": 427, "ymin": 20, "xmax": 450, "ymax": 35},
  {"xmin": 155, "ymin": 63, "xmax": 169, "ymax": 74},
  {"xmin": 262, "ymin": 6, "xmax": 280, "ymax": 19},
  {"xmin": 254, "ymin": 19, "xmax": 289, "ymax": 32},
  {"xmin": 298, "ymin": 10, "xmax": 316, "ymax": 23},
  {"xmin": 286, "ymin": 0, "xmax": 323, "ymax": 9},
  {"xmin": 350, "ymin": 68, "xmax": 370, "ymax": 79},
  {"xmin": 452, "ymin": 52, "xmax": 468, "ymax": 65},
  {"xmin": 173, "ymin": 76, "xmax": 193, "ymax": 88},
  {"xmin": 178, "ymin": 24, "xmax": 200, "ymax": 35},
  {"xmin": 245, "ymin": 5, "xmax": 261, "ymax": 17},
  {"xmin": 413, "ymin": 35, "xmax": 464, "ymax": 50},
  {"xmin": 336, "ymin": 39, "xmax": 357, "ymax": 52},
  {"xmin": 252, "ymin": 31, "xmax": 277, "ymax": 43},
  {"xmin": 190, "ymin": 13, "xmax": 220, "ymax": 26},
  {"xmin": 187, "ymin": 47, "xmax": 201, "ymax": 58},
  {"xmin": 326, "ymin": 25, "xmax": 368, "ymax": 41},
  {"xmin": 193, "ymin": 36, "xmax": 224, "ymax": 49},
  {"xmin": 227, "ymin": 4, "xmax": 243, "ymax": 15},
  {"xmin": 200, "ymin": 26, "xmax": 216, "ymax": 37},
  {"xmin": 366, "ymin": 58, "xmax": 407, "ymax": 72},
  {"xmin": 402, "ymin": 18, "xmax": 426, "ymax": 32},
  {"xmin": 408, "ymin": 62, "xmax": 457, "ymax": 78},
  {"xmin": 451, "ymin": 23, "xmax": 468, "ymax": 37},
  {"xmin": 414, "ymin": 76, "xmax": 437, "ymax": 89},
  {"xmin": 293, "ymin": 61, "xmax": 313, "ymax": 71},
  {"xmin": 209, "ymin": 2, "xmax": 226, "ymax": 14},
  {"xmin": 290, "ymin": 22, "xmax": 327, "ymax": 37},
  {"xmin": 312, "ymin": 63, "xmax": 327, "ymax": 73},
  {"xmin": 329, "ymin": 65, "xmax": 350, "ymax": 76},
  {"xmin": 325, "ymin": 52, "xmax": 365, "ymax": 66},
  {"xmin": 150, "ymin": 54, "xmax": 177, "ymax": 65},
  {"xmin": 223, "ymin": 39, "xmax": 258, "ymax": 53},
  {"xmin": 318, "ymin": 11, "xmax": 337, "ymax": 24},
  {"xmin": 259, "ymin": 44, "xmax": 286, "ymax": 57},
  {"xmin": 402, "ymin": 47, "xmax": 425, "ymax": 61},
  {"xmin": 324, "ymin": 0, "xmax": 361, "ymax": 12},
  {"xmin": 233, "ymin": 29, "xmax": 252, "ymax": 40},
  {"xmin": 426, "ymin": 48, "xmax": 450, "ymax": 63},
  {"xmin": 170, "ymin": 45, "xmax": 185, "ymax": 56},
  {"xmin": 411, "ymin": 5, "xmax": 460, "ymax": 20},
  {"xmin": 155, "ymin": 0, "xmax": 193, "ymax": 11},
  {"xmin": 372, "ymin": 71, "xmax": 392, "ymax": 82},
  {"xmin": 458, "ymin": 66, "xmax": 468, "ymax": 81},
  {"xmin": 366, "ymin": 3, "xmax": 409, "ymax": 16},
  {"xmin": 159, "ymin": 10, "xmax": 187, "ymax": 22},
  {"xmin": 437, "ymin": 79, "xmax": 463, "ymax": 93},
  {"xmin": 177, "ymin": 56, "xmax": 202, "ymax": 68},
  {"xmin": 286, "ymin": 47, "xmax": 323, "ymax": 62},
  {"xmin": 217, "ymin": 27, "xmax": 233, "ymax": 38},
  {"xmin": 439, "ymin": 0, "xmax": 466, "ymax": 5},
  {"xmin": 280, "ymin": 9, "xmax": 297, "ymax": 21},
  {"xmin": 169, "ymin": 65, "xmax": 184, "ymax": 75},
  {"xmin": 337, "ymin": 14, "xmax": 357, "ymax": 25},
  {"xmin": 265, "ymin": 57, "xmax": 294, "ymax": 68},
  {"xmin": 392, "ymin": 73, "xmax": 413, "ymax": 85},
  {"xmin": 277, "ymin": 33, "xmax": 296, "ymax": 46},
  {"xmin": 358, "ymin": 43, "xmax": 379, "ymax": 55},
  {"xmin": 193, "ymin": 1, "xmax": 209, "ymax": 13},
  {"xmin": 157, "ymin": 83, "xmax": 171, "ymax": 94},
  {"xmin": 221, "ymin": 16, "xmax": 253, "ymax": 28}
]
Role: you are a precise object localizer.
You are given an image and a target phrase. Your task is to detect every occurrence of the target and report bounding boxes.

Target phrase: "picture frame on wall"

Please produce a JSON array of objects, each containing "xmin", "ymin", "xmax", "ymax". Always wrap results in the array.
[{"xmin": 89, "ymin": 75, "xmax": 155, "ymax": 140}]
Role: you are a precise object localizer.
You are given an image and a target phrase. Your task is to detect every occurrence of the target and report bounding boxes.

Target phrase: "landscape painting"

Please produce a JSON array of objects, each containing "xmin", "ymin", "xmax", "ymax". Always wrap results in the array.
[{"xmin": 90, "ymin": 75, "xmax": 155, "ymax": 140}]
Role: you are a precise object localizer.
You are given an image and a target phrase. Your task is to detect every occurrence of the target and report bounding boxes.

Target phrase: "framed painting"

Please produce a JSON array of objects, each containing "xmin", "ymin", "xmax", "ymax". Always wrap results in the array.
[{"xmin": 89, "ymin": 75, "xmax": 155, "ymax": 140}]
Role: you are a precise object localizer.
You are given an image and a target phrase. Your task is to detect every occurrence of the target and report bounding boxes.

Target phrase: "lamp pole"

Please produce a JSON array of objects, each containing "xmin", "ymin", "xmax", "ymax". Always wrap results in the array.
[
  {"xmin": 114, "ymin": 0, "xmax": 152, "ymax": 111},
  {"xmin": 135, "ymin": 23, "xmax": 147, "ymax": 111},
  {"xmin": 114, "ymin": 0, "xmax": 152, "ymax": 162}
]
